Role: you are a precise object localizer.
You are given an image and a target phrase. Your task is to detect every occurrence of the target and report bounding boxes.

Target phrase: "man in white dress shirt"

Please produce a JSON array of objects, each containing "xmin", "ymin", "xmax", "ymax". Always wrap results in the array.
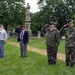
[{"xmin": 0, "ymin": 24, "xmax": 7, "ymax": 58}]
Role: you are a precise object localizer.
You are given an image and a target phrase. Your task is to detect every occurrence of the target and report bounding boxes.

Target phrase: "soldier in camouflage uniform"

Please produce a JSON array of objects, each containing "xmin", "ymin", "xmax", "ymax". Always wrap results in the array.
[
  {"xmin": 74, "ymin": 51, "xmax": 75, "ymax": 63},
  {"xmin": 46, "ymin": 22, "xmax": 60, "ymax": 65},
  {"xmin": 60, "ymin": 20, "xmax": 75, "ymax": 68}
]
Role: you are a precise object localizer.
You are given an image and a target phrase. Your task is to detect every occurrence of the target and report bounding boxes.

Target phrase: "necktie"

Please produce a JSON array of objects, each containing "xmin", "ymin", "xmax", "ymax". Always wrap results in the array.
[{"xmin": 20, "ymin": 31, "xmax": 23, "ymax": 40}]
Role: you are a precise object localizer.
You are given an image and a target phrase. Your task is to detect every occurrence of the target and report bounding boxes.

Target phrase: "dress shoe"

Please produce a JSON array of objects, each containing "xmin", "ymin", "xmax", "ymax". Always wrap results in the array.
[
  {"xmin": 66, "ymin": 63, "xmax": 69, "ymax": 66},
  {"xmin": 52, "ymin": 61, "xmax": 56, "ymax": 64},
  {"xmin": 24, "ymin": 56, "xmax": 27, "ymax": 57}
]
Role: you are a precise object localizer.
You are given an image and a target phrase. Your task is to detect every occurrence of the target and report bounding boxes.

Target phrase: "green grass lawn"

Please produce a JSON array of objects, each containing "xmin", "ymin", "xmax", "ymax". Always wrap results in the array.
[
  {"xmin": 0, "ymin": 44, "xmax": 74, "ymax": 75},
  {"xmin": 7, "ymin": 37, "xmax": 17, "ymax": 42},
  {"xmin": 8, "ymin": 37, "xmax": 65, "ymax": 54}
]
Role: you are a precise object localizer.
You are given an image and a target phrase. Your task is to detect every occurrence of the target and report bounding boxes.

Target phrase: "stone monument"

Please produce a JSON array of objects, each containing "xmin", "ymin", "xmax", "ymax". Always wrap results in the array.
[
  {"xmin": 37, "ymin": 31, "xmax": 41, "ymax": 38},
  {"xmin": 25, "ymin": 3, "xmax": 32, "ymax": 36}
]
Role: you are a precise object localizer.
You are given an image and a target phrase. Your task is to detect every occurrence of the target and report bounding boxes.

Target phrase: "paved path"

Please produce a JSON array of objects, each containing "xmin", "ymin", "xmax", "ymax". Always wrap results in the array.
[{"xmin": 7, "ymin": 41, "xmax": 65, "ymax": 61}]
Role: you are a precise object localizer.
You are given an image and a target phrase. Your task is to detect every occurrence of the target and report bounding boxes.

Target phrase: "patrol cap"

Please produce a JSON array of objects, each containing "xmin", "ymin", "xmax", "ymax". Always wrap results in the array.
[
  {"xmin": 49, "ymin": 22, "xmax": 55, "ymax": 25},
  {"xmin": 68, "ymin": 19, "xmax": 74, "ymax": 23},
  {"xmin": 21, "ymin": 25, "xmax": 26, "ymax": 28}
]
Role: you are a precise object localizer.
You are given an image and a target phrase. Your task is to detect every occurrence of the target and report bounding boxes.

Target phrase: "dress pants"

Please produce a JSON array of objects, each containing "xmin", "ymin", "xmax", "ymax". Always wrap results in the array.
[{"xmin": 20, "ymin": 41, "xmax": 27, "ymax": 57}]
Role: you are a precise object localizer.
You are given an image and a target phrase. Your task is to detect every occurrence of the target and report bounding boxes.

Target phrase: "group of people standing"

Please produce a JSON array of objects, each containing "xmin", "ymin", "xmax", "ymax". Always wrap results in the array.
[
  {"xmin": 46, "ymin": 20, "xmax": 75, "ymax": 68},
  {"xmin": 0, "ymin": 20, "xmax": 75, "ymax": 68},
  {"xmin": 0, "ymin": 25, "xmax": 29, "ymax": 58}
]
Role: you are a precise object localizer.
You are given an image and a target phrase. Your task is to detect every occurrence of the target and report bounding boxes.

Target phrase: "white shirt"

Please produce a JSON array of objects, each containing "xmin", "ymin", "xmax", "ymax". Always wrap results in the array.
[
  {"xmin": 0, "ymin": 28, "xmax": 7, "ymax": 41},
  {"xmin": 20, "ymin": 30, "xmax": 25, "ymax": 40}
]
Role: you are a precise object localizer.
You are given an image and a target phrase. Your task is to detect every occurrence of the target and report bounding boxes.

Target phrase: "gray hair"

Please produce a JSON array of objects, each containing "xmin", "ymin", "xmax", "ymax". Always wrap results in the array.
[{"xmin": 0, "ymin": 24, "xmax": 4, "ymax": 29}]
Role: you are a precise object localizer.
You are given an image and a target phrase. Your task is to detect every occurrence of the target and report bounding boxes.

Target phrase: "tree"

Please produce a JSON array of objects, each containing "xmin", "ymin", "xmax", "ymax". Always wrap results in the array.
[
  {"xmin": 38, "ymin": 0, "xmax": 75, "ymax": 29},
  {"xmin": 31, "ymin": 12, "xmax": 42, "ymax": 35},
  {"xmin": 0, "ymin": 0, "xmax": 25, "ymax": 30}
]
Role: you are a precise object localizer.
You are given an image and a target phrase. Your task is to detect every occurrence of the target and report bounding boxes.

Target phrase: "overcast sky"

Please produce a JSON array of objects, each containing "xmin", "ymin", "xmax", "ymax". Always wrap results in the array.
[{"xmin": 25, "ymin": 0, "xmax": 40, "ymax": 13}]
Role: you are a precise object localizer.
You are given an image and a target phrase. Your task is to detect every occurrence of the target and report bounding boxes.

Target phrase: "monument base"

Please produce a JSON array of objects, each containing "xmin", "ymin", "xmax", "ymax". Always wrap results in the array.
[
  {"xmin": 37, "ymin": 31, "xmax": 41, "ymax": 39},
  {"xmin": 27, "ymin": 30, "xmax": 32, "ymax": 37}
]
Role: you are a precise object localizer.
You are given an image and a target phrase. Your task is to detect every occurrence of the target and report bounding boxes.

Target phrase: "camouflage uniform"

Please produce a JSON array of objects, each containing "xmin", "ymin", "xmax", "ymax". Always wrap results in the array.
[
  {"xmin": 46, "ymin": 28, "xmax": 60, "ymax": 64},
  {"xmin": 61, "ymin": 27, "xmax": 75, "ymax": 66},
  {"xmin": 74, "ymin": 51, "xmax": 75, "ymax": 63}
]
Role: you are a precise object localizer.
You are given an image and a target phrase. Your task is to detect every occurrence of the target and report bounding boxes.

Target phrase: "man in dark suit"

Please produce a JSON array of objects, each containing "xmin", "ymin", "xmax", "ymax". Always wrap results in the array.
[
  {"xmin": 20, "ymin": 25, "xmax": 29, "ymax": 57},
  {"xmin": 15, "ymin": 25, "xmax": 22, "ymax": 42}
]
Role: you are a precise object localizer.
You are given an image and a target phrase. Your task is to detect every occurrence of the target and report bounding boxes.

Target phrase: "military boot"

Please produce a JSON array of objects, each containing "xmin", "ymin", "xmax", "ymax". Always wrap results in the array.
[
  {"xmin": 70, "ymin": 63, "xmax": 74, "ymax": 68},
  {"xmin": 66, "ymin": 63, "xmax": 69, "ymax": 66}
]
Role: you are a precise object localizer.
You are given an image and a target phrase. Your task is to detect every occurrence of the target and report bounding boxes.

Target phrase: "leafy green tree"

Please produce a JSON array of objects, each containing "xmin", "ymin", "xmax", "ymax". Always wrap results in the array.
[
  {"xmin": 31, "ymin": 12, "xmax": 42, "ymax": 35},
  {"xmin": 38, "ymin": 0, "xmax": 75, "ymax": 29},
  {"xmin": 0, "ymin": 0, "xmax": 25, "ymax": 30}
]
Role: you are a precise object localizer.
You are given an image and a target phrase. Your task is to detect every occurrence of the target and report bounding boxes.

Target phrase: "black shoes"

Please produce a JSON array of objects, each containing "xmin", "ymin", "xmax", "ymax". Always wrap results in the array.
[
  {"xmin": 52, "ymin": 61, "xmax": 56, "ymax": 64},
  {"xmin": 20, "ymin": 55, "xmax": 27, "ymax": 58},
  {"xmin": 48, "ymin": 62, "xmax": 52, "ymax": 65},
  {"xmin": 66, "ymin": 63, "xmax": 69, "ymax": 66},
  {"xmin": 70, "ymin": 65, "xmax": 74, "ymax": 68},
  {"xmin": 66, "ymin": 63, "xmax": 74, "ymax": 68},
  {"xmin": 48, "ymin": 61, "xmax": 56, "ymax": 65},
  {"xmin": 70, "ymin": 63, "xmax": 74, "ymax": 68},
  {"xmin": 24, "ymin": 56, "xmax": 27, "ymax": 57}
]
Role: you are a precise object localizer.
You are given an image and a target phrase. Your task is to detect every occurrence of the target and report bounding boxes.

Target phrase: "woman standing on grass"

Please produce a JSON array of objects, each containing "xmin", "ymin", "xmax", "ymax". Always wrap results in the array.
[{"xmin": 0, "ymin": 24, "xmax": 7, "ymax": 58}]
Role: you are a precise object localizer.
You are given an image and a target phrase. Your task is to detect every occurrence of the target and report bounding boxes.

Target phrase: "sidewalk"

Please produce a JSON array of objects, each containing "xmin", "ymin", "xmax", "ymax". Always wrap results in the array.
[{"xmin": 7, "ymin": 41, "xmax": 65, "ymax": 61}]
